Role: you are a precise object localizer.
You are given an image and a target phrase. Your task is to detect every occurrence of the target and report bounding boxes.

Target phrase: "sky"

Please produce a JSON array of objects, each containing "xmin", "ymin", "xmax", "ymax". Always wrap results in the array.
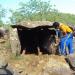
[
  {"xmin": 0, "ymin": 0, "xmax": 75, "ymax": 23},
  {"xmin": 51, "ymin": 0, "xmax": 75, "ymax": 14}
]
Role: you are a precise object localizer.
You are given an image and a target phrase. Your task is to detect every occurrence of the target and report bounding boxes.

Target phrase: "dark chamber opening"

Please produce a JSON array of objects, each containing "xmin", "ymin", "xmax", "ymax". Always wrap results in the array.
[{"xmin": 12, "ymin": 25, "xmax": 57, "ymax": 54}]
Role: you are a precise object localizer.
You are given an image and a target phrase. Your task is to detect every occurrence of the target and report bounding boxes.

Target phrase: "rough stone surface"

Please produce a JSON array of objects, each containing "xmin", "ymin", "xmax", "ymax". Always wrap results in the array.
[{"xmin": 40, "ymin": 55, "xmax": 72, "ymax": 75}]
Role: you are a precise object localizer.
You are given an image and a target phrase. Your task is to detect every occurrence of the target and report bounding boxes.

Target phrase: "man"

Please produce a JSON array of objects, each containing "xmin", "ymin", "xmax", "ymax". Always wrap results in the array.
[{"xmin": 53, "ymin": 22, "xmax": 74, "ymax": 55}]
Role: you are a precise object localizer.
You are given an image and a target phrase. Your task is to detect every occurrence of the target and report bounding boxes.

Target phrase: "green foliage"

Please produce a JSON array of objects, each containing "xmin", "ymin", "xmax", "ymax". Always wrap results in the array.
[
  {"xmin": 10, "ymin": 10, "xmax": 24, "ymax": 24},
  {"xmin": 0, "ymin": 5, "xmax": 6, "ymax": 26},
  {"xmin": 10, "ymin": 0, "xmax": 55, "ymax": 24},
  {"xmin": 49, "ymin": 12, "xmax": 75, "ymax": 25},
  {"xmin": 0, "ymin": 5, "xmax": 6, "ymax": 18},
  {"xmin": 9, "ymin": 0, "xmax": 75, "ymax": 25},
  {"xmin": 0, "ymin": 20, "xmax": 4, "ymax": 27}
]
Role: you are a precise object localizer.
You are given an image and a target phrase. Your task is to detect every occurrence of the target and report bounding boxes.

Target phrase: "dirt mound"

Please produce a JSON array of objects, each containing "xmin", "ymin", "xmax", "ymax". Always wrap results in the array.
[
  {"xmin": 42, "ymin": 55, "xmax": 72, "ymax": 75},
  {"xmin": 7, "ymin": 54, "xmax": 72, "ymax": 75}
]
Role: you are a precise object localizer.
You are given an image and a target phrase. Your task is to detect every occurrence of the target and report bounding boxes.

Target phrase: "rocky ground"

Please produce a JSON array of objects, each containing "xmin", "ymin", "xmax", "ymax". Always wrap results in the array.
[
  {"xmin": 0, "ymin": 50, "xmax": 73, "ymax": 75},
  {"xmin": 0, "ymin": 38, "xmax": 75, "ymax": 75}
]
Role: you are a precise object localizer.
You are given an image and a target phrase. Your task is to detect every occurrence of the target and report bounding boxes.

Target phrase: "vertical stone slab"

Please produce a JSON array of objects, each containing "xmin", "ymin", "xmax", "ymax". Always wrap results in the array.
[{"xmin": 9, "ymin": 28, "xmax": 21, "ymax": 55}]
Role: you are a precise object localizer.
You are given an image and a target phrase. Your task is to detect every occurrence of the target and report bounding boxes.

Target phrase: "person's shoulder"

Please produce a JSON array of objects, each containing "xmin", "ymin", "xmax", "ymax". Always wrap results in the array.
[
  {"xmin": 59, "ymin": 23, "xmax": 64, "ymax": 27},
  {"xmin": 60, "ymin": 23, "xmax": 68, "ymax": 27}
]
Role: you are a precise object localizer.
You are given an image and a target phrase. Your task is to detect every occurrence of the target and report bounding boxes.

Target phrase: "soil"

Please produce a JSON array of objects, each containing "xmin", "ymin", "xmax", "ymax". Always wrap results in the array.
[
  {"xmin": 0, "ymin": 38, "xmax": 74, "ymax": 75},
  {"xmin": 0, "ymin": 49, "xmax": 73, "ymax": 75}
]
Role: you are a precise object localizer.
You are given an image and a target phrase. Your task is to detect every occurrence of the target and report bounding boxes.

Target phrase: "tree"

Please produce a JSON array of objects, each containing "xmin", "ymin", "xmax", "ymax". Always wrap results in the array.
[
  {"xmin": 10, "ymin": 0, "xmax": 57, "ymax": 24},
  {"xmin": 0, "ymin": 5, "xmax": 6, "ymax": 26},
  {"xmin": 10, "ymin": 10, "xmax": 24, "ymax": 24}
]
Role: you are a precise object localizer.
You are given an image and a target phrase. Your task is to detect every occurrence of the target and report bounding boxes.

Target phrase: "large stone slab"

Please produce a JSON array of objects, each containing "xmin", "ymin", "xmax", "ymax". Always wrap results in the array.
[{"xmin": 65, "ymin": 55, "xmax": 75, "ymax": 71}]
